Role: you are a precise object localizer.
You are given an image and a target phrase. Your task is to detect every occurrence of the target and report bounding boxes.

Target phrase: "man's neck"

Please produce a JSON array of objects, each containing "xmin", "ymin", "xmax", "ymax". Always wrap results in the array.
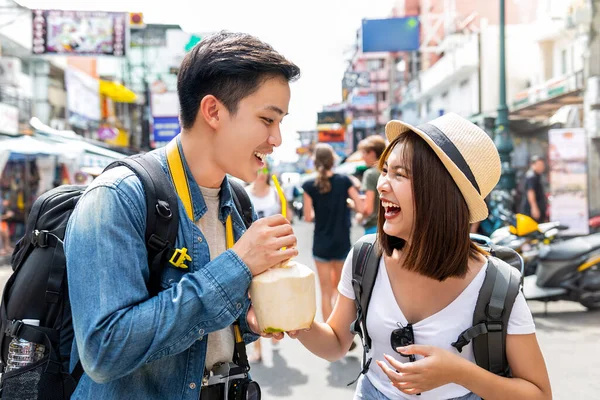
[{"xmin": 180, "ymin": 130, "xmax": 226, "ymax": 189}]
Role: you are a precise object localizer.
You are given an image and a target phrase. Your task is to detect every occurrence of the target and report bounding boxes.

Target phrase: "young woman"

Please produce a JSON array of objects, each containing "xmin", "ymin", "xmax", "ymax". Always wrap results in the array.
[
  {"xmin": 302, "ymin": 144, "xmax": 362, "ymax": 321},
  {"xmin": 291, "ymin": 114, "xmax": 551, "ymax": 400}
]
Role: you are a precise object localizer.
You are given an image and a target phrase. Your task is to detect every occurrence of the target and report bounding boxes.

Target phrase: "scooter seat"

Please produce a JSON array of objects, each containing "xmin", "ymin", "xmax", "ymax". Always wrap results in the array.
[{"xmin": 540, "ymin": 233, "xmax": 600, "ymax": 261}]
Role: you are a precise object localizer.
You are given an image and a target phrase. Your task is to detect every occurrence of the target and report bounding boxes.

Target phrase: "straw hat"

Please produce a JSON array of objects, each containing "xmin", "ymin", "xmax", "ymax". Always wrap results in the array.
[{"xmin": 385, "ymin": 112, "xmax": 501, "ymax": 223}]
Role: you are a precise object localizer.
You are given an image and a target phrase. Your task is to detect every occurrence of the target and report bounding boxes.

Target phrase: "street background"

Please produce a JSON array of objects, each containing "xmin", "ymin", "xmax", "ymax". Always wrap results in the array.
[
  {"xmin": 1, "ymin": 0, "xmax": 600, "ymax": 398},
  {"xmin": 2, "ymin": 221, "xmax": 597, "ymax": 399}
]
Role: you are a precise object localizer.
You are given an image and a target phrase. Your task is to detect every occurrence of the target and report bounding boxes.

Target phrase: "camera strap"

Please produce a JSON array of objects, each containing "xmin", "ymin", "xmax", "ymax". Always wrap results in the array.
[{"xmin": 166, "ymin": 137, "xmax": 250, "ymax": 373}]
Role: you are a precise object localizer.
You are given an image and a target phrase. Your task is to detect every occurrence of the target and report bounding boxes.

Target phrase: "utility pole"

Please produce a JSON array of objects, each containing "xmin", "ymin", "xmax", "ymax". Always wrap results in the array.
[
  {"xmin": 584, "ymin": 0, "xmax": 600, "ymax": 213},
  {"xmin": 494, "ymin": 0, "xmax": 516, "ymax": 191}
]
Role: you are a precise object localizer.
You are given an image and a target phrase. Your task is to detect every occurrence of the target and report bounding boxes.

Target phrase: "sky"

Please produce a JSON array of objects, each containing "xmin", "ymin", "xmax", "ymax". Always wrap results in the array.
[{"xmin": 16, "ymin": 0, "xmax": 397, "ymax": 160}]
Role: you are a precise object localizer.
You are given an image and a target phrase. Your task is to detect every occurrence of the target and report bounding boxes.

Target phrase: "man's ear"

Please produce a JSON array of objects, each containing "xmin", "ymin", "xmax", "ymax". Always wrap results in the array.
[{"xmin": 198, "ymin": 95, "xmax": 221, "ymax": 130}]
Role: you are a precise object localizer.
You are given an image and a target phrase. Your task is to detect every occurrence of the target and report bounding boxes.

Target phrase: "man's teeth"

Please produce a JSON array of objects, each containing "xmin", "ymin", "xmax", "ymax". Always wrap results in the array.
[{"xmin": 254, "ymin": 152, "xmax": 266, "ymax": 161}]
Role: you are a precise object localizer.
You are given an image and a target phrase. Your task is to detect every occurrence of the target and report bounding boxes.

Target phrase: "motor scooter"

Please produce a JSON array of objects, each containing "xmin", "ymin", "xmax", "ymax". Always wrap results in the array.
[
  {"xmin": 519, "ymin": 221, "xmax": 600, "ymax": 310},
  {"xmin": 474, "ymin": 224, "xmax": 600, "ymax": 310},
  {"xmin": 491, "ymin": 214, "xmax": 569, "ymax": 277}
]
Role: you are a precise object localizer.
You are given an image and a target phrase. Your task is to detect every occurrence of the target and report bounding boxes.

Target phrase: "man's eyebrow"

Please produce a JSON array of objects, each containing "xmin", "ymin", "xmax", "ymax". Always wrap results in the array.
[{"xmin": 263, "ymin": 105, "xmax": 288, "ymax": 116}]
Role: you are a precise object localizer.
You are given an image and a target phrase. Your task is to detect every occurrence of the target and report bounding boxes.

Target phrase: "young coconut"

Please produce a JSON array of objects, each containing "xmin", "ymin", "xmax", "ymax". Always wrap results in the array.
[{"xmin": 249, "ymin": 260, "xmax": 316, "ymax": 334}]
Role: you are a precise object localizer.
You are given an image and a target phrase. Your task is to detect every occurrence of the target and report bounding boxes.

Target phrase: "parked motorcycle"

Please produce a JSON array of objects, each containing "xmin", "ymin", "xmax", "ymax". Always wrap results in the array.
[
  {"xmin": 491, "ymin": 214, "xmax": 569, "ymax": 277},
  {"xmin": 518, "ymin": 221, "xmax": 600, "ymax": 310}
]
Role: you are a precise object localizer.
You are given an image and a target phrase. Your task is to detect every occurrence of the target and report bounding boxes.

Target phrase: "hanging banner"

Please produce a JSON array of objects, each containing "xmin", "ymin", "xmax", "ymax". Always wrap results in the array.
[
  {"xmin": 32, "ymin": 9, "xmax": 127, "ymax": 56},
  {"xmin": 65, "ymin": 67, "xmax": 101, "ymax": 122},
  {"xmin": 0, "ymin": 103, "xmax": 19, "ymax": 135},
  {"xmin": 548, "ymin": 128, "xmax": 589, "ymax": 235}
]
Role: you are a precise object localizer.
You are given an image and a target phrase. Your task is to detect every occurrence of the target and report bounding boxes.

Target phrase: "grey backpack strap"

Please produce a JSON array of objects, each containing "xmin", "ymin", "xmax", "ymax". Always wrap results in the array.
[
  {"xmin": 348, "ymin": 234, "xmax": 380, "ymax": 385},
  {"xmin": 452, "ymin": 256, "xmax": 522, "ymax": 376}
]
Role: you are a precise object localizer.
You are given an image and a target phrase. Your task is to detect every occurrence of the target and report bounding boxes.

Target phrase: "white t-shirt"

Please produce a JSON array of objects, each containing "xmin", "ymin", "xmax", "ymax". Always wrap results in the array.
[
  {"xmin": 245, "ymin": 186, "xmax": 281, "ymax": 219},
  {"xmin": 197, "ymin": 186, "xmax": 234, "ymax": 372},
  {"xmin": 338, "ymin": 251, "xmax": 535, "ymax": 400}
]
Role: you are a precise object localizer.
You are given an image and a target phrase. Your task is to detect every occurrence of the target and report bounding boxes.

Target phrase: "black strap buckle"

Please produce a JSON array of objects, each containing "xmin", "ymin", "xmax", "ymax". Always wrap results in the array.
[
  {"xmin": 487, "ymin": 322, "xmax": 503, "ymax": 332},
  {"xmin": 147, "ymin": 234, "xmax": 168, "ymax": 252},
  {"xmin": 451, "ymin": 335, "xmax": 470, "ymax": 353},
  {"xmin": 451, "ymin": 322, "xmax": 490, "ymax": 353},
  {"xmin": 5, "ymin": 319, "xmax": 23, "ymax": 338},
  {"xmin": 31, "ymin": 230, "xmax": 50, "ymax": 248}
]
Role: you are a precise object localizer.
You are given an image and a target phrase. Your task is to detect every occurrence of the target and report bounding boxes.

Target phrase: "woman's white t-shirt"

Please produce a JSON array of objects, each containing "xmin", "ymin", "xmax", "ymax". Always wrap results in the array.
[
  {"xmin": 338, "ymin": 251, "xmax": 535, "ymax": 400},
  {"xmin": 245, "ymin": 186, "xmax": 281, "ymax": 219}
]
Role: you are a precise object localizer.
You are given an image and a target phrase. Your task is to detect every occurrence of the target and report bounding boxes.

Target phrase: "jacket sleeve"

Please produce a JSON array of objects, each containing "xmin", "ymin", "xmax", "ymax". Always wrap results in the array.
[{"xmin": 65, "ymin": 175, "xmax": 252, "ymax": 384}]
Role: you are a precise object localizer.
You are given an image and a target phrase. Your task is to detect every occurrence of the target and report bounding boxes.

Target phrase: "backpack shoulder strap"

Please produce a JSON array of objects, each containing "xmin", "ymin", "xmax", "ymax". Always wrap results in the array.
[
  {"xmin": 104, "ymin": 153, "xmax": 179, "ymax": 296},
  {"xmin": 229, "ymin": 179, "xmax": 254, "ymax": 229},
  {"xmin": 348, "ymin": 233, "xmax": 380, "ymax": 385},
  {"xmin": 452, "ymin": 256, "xmax": 522, "ymax": 376}
]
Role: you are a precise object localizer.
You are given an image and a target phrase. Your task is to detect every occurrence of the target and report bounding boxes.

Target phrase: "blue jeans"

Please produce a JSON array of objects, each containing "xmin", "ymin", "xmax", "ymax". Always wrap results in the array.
[{"xmin": 354, "ymin": 375, "xmax": 481, "ymax": 400}]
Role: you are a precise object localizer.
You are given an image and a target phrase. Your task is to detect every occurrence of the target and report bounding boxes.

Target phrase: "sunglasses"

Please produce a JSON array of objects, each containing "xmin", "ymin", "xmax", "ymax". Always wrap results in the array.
[{"xmin": 390, "ymin": 323, "xmax": 416, "ymax": 362}]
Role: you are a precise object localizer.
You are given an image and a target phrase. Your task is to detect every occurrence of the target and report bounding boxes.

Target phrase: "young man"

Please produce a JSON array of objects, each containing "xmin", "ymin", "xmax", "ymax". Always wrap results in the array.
[
  {"xmin": 357, "ymin": 135, "xmax": 386, "ymax": 234},
  {"xmin": 64, "ymin": 31, "xmax": 300, "ymax": 399},
  {"xmin": 519, "ymin": 155, "xmax": 547, "ymax": 222}
]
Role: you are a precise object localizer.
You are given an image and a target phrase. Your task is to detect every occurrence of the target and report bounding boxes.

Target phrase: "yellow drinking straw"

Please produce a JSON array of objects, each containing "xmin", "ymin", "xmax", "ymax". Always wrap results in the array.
[{"xmin": 271, "ymin": 175, "xmax": 288, "ymax": 250}]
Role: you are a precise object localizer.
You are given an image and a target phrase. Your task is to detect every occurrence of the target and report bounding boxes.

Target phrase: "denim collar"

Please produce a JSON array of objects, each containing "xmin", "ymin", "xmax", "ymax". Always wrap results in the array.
[{"xmin": 160, "ymin": 135, "xmax": 235, "ymax": 223}]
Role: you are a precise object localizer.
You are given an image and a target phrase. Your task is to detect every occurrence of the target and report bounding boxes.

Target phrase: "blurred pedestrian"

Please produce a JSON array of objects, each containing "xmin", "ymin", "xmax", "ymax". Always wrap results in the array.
[
  {"xmin": 357, "ymin": 135, "xmax": 387, "ymax": 235},
  {"xmin": 0, "ymin": 197, "xmax": 14, "ymax": 256},
  {"xmin": 282, "ymin": 175, "xmax": 296, "ymax": 222},
  {"xmin": 519, "ymin": 156, "xmax": 547, "ymax": 223},
  {"xmin": 245, "ymin": 165, "xmax": 284, "ymax": 363},
  {"xmin": 302, "ymin": 144, "xmax": 362, "ymax": 321}
]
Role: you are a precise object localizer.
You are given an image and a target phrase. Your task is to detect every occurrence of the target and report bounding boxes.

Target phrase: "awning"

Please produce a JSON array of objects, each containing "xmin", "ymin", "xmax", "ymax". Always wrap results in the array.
[
  {"xmin": 510, "ymin": 71, "xmax": 584, "ymax": 121},
  {"xmin": 0, "ymin": 135, "xmax": 82, "ymax": 159},
  {"xmin": 99, "ymin": 80, "xmax": 137, "ymax": 103}
]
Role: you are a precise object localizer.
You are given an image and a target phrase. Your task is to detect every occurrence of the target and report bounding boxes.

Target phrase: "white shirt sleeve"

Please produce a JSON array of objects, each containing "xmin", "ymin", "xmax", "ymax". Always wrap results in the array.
[
  {"xmin": 507, "ymin": 291, "xmax": 536, "ymax": 335},
  {"xmin": 337, "ymin": 249, "xmax": 356, "ymax": 300}
]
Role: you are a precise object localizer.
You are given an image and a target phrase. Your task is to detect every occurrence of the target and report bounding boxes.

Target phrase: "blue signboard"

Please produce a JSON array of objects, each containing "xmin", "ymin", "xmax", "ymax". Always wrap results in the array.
[
  {"xmin": 152, "ymin": 116, "xmax": 180, "ymax": 146},
  {"xmin": 352, "ymin": 118, "xmax": 377, "ymax": 129},
  {"xmin": 362, "ymin": 17, "xmax": 420, "ymax": 53},
  {"xmin": 351, "ymin": 93, "xmax": 376, "ymax": 107}
]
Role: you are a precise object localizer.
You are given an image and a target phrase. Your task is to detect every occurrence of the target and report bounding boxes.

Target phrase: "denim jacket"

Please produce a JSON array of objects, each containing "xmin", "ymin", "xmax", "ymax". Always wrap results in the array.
[{"xmin": 64, "ymin": 138, "xmax": 260, "ymax": 399}]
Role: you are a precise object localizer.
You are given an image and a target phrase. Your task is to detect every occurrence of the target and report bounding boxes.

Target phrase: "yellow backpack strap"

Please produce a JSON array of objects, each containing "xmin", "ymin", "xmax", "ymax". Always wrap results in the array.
[
  {"xmin": 165, "ymin": 138, "xmax": 194, "ymax": 269},
  {"xmin": 166, "ymin": 138, "xmax": 247, "ymax": 360},
  {"xmin": 166, "ymin": 139, "xmax": 194, "ymax": 221}
]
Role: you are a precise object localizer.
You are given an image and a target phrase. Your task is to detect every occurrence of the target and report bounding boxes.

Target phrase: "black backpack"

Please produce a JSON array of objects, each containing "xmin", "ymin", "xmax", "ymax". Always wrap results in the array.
[
  {"xmin": 0, "ymin": 153, "xmax": 253, "ymax": 400},
  {"xmin": 349, "ymin": 234, "xmax": 523, "ymax": 384}
]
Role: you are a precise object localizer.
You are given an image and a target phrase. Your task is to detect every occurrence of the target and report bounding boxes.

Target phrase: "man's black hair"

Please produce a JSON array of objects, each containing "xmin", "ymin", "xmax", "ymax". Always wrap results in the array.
[{"xmin": 177, "ymin": 31, "xmax": 301, "ymax": 129}]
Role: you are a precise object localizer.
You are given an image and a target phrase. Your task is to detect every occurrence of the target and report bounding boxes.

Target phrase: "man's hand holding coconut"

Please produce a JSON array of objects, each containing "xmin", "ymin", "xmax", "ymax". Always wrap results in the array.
[{"xmin": 235, "ymin": 183, "xmax": 318, "ymax": 341}]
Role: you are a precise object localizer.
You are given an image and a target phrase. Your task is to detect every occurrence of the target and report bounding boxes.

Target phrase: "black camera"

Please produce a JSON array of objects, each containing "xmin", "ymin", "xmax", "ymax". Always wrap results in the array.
[
  {"xmin": 390, "ymin": 323, "xmax": 416, "ymax": 362},
  {"xmin": 201, "ymin": 362, "xmax": 261, "ymax": 400}
]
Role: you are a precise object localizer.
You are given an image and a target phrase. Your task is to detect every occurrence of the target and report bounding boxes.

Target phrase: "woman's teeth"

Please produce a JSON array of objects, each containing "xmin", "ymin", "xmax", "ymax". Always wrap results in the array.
[
  {"xmin": 254, "ymin": 152, "xmax": 267, "ymax": 161},
  {"xmin": 381, "ymin": 200, "xmax": 400, "ymax": 212}
]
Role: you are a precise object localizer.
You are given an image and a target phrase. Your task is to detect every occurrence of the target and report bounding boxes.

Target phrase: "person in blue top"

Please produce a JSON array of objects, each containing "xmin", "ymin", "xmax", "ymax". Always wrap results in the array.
[
  {"xmin": 302, "ymin": 144, "xmax": 362, "ymax": 321},
  {"xmin": 64, "ymin": 31, "xmax": 300, "ymax": 399}
]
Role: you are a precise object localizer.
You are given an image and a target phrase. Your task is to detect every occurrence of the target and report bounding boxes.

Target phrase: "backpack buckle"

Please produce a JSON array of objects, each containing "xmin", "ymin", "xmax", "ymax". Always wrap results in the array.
[
  {"xmin": 487, "ymin": 322, "xmax": 503, "ymax": 332},
  {"xmin": 5, "ymin": 319, "xmax": 23, "ymax": 338},
  {"xmin": 169, "ymin": 247, "xmax": 192, "ymax": 269},
  {"xmin": 147, "ymin": 234, "xmax": 168, "ymax": 252},
  {"xmin": 31, "ymin": 230, "xmax": 50, "ymax": 248}
]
